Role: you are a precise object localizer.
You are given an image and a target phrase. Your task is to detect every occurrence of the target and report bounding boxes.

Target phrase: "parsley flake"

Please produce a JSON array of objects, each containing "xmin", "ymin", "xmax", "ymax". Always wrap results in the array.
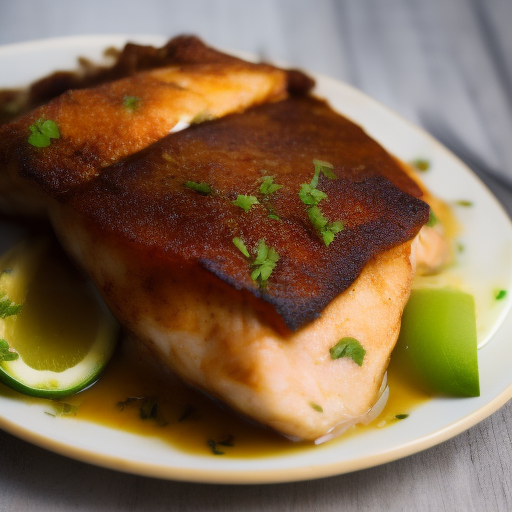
[
  {"xmin": 455, "ymin": 200, "xmax": 473, "ymax": 207},
  {"xmin": 495, "ymin": 289, "xmax": 507, "ymax": 300},
  {"xmin": 260, "ymin": 176, "xmax": 283, "ymax": 195},
  {"xmin": 395, "ymin": 414, "xmax": 409, "ymax": 420},
  {"xmin": 308, "ymin": 207, "xmax": 344, "ymax": 247},
  {"xmin": 313, "ymin": 159, "xmax": 337, "ymax": 181},
  {"xmin": 299, "ymin": 184, "xmax": 327, "ymax": 205},
  {"xmin": 123, "ymin": 95, "xmax": 141, "ymax": 111},
  {"xmin": 411, "ymin": 159, "xmax": 430, "ymax": 172},
  {"xmin": 207, "ymin": 439, "xmax": 225, "ymax": 455},
  {"xmin": 0, "ymin": 339, "xmax": 18, "ymax": 362},
  {"xmin": 184, "ymin": 181, "xmax": 211, "ymax": 195},
  {"xmin": 300, "ymin": 160, "xmax": 343, "ymax": 246},
  {"xmin": 207, "ymin": 435, "xmax": 235, "ymax": 455},
  {"xmin": 233, "ymin": 195, "xmax": 259, "ymax": 212},
  {"xmin": 28, "ymin": 118, "xmax": 60, "ymax": 147},
  {"xmin": 309, "ymin": 402, "xmax": 324, "ymax": 413},
  {"xmin": 426, "ymin": 209, "xmax": 438, "ymax": 227},
  {"xmin": 251, "ymin": 239, "xmax": 279, "ymax": 284},
  {"xmin": 330, "ymin": 337, "xmax": 366, "ymax": 366},
  {"xmin": 0, "ymin": 295, "xmax": 23, "ymax": 318},
  {"xmin": 233, "ymin": 237, "xmax": 250, "ymax": 258}
]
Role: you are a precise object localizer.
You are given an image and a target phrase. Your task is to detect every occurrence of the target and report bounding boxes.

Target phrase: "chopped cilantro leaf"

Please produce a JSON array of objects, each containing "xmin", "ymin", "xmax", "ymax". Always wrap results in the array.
[
  {"xmin": 123, "ymin": 95, "xmax": 141, "ymax": 111},
  {"xmin": 299, "ymin": 160, "xmax": 343, "ymax": 246},
  {"xmin": 308, "ymin": 206, "xmax": 328, "ymax": 231},
  {"xmin": 330, "ymin": 337, "xmax": 366, "ymax": 366},
  {"xmin": 233, "ymin": 195, "xmax": 259, "ymax": 212},
  {"xmin": 426, "ymin": 209, "xmax": 438, "ymax": 227},
  {"xmin": 268, "ymin": 213, "xmax": 280, "ymax": 220},
  {"xmin": 313, "ymin": 159, "xmax": 337, "ymax": 180},
  {"xmin": 299, "ymin": 183, "xmax": 327, "ymax": 205},
  {"xmin": 139, "ymin": 396, "xmax": 158, "ymax": 420},
  {"xmin": 0, "ymin": 338, "xmax": 18, "ymax": 362},
  {"xmin": 309, "ymin": 402, "xmax": 324, "ymax": 413},
  {"xmin": 207, "ymin": 439, "xmax": 225, "ymax": 455},
  {"xmin": 28, "ymin": 118, "xmax": 60, "ymax": 147},
  {"xmin": 395, "ymin": 414, "xmax": 409, "ymax": 420},
  {"xmin": 0, "ymin": 295, "xmax": 23, "ymax": 318},
  {"xmin": 411, "ymin": 159, "xmax": 430, "ymax": 171},
  {"xmin": 233, "ymin": 237, "xmax": 250, "ymax": 258},
  {"xmin": 308, "ymin": 207, "xmax": 344, "ymax": 247},
  {"xmin": 495, "ymin": 289, "xmax": 507, "ymax": 300},
  {"xmin": 260, "ymin": 176, "xmax": 283, "ymax": 195},
  {"xmin": 251, "ymin": 240, "xmax": 279, "ymax": 284},
  {"xmin": 184, "ymin": 181, "xmax": 211, "ymax": 195}
]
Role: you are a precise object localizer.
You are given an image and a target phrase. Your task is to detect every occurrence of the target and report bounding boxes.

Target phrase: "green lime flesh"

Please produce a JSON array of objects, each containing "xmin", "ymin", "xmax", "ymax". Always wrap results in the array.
[
  {"xmin": 394, "ymin": 288, "xmax": 480, "ymax": 397},
  {"xmin": 0, "ymin": 238, "xmax": 118, "ymax": 398}
]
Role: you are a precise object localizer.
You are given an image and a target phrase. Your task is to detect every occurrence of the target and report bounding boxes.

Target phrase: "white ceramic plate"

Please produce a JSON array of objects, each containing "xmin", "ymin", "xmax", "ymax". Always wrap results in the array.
[{"xmin": 1, "ymin": 35, "xmax": 512, "ymax": 484}]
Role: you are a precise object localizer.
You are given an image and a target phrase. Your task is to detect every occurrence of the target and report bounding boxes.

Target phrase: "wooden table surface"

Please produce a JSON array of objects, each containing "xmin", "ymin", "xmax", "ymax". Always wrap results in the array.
[{"xmin": 0, "ymin": 1, "xmax": 511, "ymax": 510}]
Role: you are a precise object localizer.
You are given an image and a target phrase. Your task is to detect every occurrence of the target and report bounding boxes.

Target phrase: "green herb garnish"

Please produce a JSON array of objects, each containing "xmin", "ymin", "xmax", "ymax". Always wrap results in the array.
[
  {"xmin": 233, "ymin": 237, "xmax": 250, "ymax": 258},
  {"xmin": 0, "ymin": 339, "xmax": 18, "ymax": 362},
  {"xmin": 260, "ymin": 176, "xmax": 283, "ymax": 195},
  {"xmin": 309, "ymin": 402, "xmax": 324, "ymax": 413},
  {"xmin": 123, "ymin": 95, "xmax": 141, "ymax": 111},
  {"xmin": 329, "ymin": 337, "xmax": 366, "ymax": 367},
  {"xmin": 395, "ymin": 413, "xmax": 409, "ymax": 420},
  {"xmin": 233, "ymin": 194, "xmax": 259, "ymax": 212},
  {"xmin": 268, "ymin": 213, "xmax": 280, "ymax": 220},
  {"xmin": 0, "ymin": 295, "xmax": 23, "ymax": 318},
  {"xmin": 426, "ymin": 209, "xmax": 438, "ymax": 227},
  {"xmin": 184, "ymin": 181, "xmax": 212, "ymax": 195},
  {"xmin": 207, "ymin": 439, "xmax": 224, "ymax": 455},
  {"xmin": 307, "ymin": 206, "xmax": 344, "ymax": 247},
  {"xmin": 139, "ymin": 396, "xmax": 158, "ymax": 420},
  {"xmin": 251, "ymin": 240, "xmax": 279, "ymax": 284},
  {"xmin": 495, "ymin": 289, "xmax": 507, "ymax": 300},
  {"xmin": 28, "ymin": 118, "xmax": 60, "ymax": 147},
  {"xmin": 299, "ymin": 184, "xmax": 327, "ymax": 205},
  {"xmin": 313, "ymin": 159, "xmax": 337, "ymax": 181},
  {"xmin": 300, "ymin": 160, "xmax": 343, "ymax": 246},
  {"xmin": 116, "ymin": 396, "xmax": 167, "ymax": 425},
  {"xmin": 455, "ymin": 200, "xmax": 473, "ymax": 207},
  {"xmin": 411, "ymin": 159, "xmax": 430, "ymax": 171}
]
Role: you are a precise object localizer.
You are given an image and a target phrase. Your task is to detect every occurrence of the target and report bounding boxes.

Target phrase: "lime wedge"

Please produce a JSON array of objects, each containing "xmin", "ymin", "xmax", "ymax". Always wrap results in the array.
[
  {"xmin": 394, "ymin": 288, "xmax": 479, "ymax": 397},
  {"xmin": 0, "ymin": 237, "xmax": 119, "ymax": 398}
]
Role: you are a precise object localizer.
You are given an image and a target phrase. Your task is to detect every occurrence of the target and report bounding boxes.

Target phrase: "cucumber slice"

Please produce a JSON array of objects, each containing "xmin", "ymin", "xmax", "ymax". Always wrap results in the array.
[
  {"xmin": 0, "ymin": 237, "xmax": 118, "ymax": 398},
  {"xmin": 394, "ymin": 288, "xmax": 479, "ymax": 397}
]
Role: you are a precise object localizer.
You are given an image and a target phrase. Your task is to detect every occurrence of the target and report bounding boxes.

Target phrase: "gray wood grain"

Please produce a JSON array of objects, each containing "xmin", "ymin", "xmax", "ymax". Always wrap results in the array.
[{"xmin": 0, "ymin": 1, "xmax": 511, "ymax": 510}]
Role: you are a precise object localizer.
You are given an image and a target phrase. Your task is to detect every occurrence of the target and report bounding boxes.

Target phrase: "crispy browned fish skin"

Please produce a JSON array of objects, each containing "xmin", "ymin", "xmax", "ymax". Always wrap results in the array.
[
  {"xmin": 61, "ymin": 95, "xmax": 429, "ymax": 331},
  {"xmin": 0, "ymin": 36, "xmax": 309, "ymax": 215},
  {"xmin": 51, "ymin": 207, "xmax": 416, "ymax": 441},
  {"xmin": 0, "ymin": 35, "xmax": 313, "ymax": 123}
]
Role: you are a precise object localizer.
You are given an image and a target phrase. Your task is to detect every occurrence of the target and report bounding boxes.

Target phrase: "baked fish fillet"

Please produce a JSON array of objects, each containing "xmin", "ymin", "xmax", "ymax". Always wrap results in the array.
[
  {"xmin": 53, "ymin": 96, "xmax": 437, "ymax": 441},
  {"xmin": 0, "ymin": 42, "xmax": 447, "ymax": 441}
]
